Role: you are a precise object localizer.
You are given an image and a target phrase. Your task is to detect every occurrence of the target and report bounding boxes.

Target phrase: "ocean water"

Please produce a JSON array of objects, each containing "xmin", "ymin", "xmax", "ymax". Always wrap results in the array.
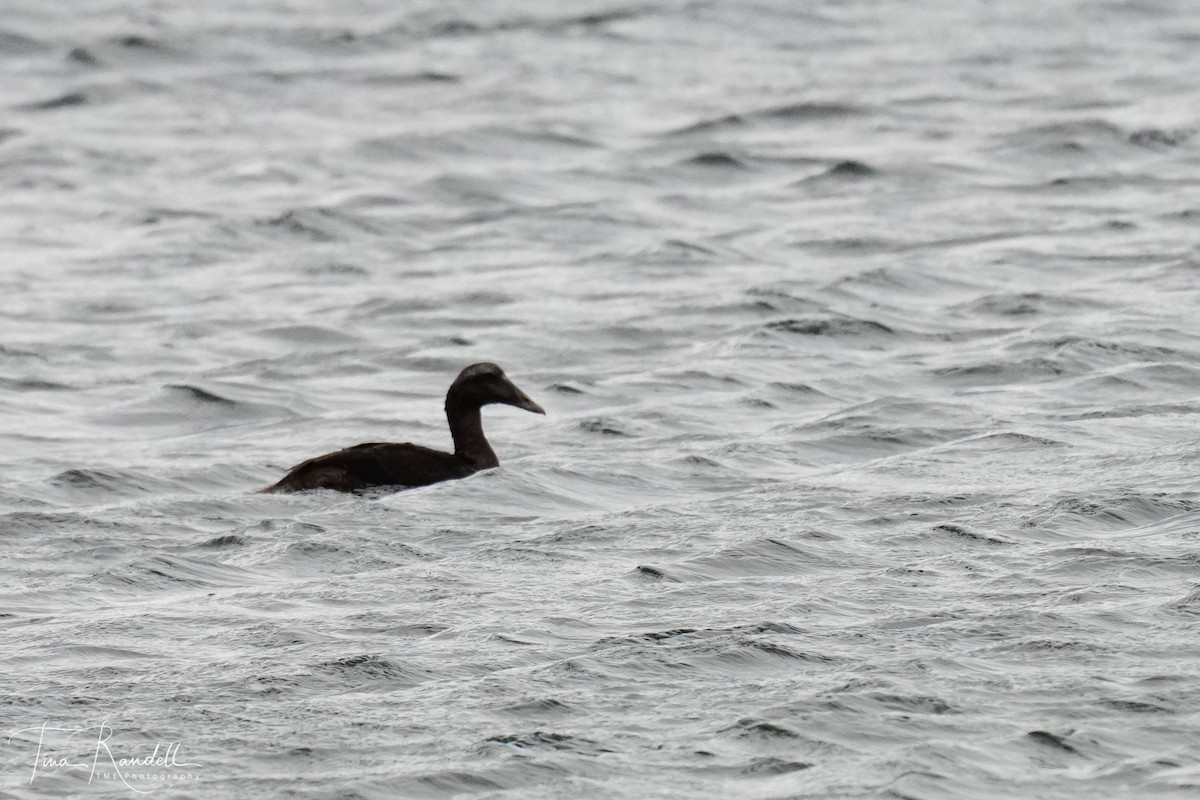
[{"xmin": 2, "ymin": 0, "xmax": 1200, "ymax": 797}]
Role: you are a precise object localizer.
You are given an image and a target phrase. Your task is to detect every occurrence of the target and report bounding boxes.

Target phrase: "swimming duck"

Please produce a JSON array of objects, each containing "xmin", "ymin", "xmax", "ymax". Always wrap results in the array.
[{"xmin": 261, "ymin": 363, "xmax": 544, "ymax": 493}]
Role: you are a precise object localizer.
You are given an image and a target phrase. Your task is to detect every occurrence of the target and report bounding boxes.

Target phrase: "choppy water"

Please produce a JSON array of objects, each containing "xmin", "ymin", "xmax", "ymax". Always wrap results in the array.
[{"xmin": 2, "ymin": 0, "xmax": 1200, "ymax": 797}]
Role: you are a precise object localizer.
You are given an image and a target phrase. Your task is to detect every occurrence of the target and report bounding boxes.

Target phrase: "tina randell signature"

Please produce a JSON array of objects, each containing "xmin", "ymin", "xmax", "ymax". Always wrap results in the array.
[{"xmin": 8, "ymin": 721, "xmax": 201, "ymax": 794}]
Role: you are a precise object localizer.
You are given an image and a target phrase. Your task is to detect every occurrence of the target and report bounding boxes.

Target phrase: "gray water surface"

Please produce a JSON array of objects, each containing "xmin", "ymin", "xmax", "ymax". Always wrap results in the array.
[{"xmin": 2, "ymin": 1, "xmax": 1200, "ymax": 798}]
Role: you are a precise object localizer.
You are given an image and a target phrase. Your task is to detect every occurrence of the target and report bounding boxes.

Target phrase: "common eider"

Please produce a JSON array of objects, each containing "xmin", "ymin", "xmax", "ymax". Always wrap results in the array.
[{"xmin": 261, "ymin": 363, "xmax": 544, "ymax": 493}]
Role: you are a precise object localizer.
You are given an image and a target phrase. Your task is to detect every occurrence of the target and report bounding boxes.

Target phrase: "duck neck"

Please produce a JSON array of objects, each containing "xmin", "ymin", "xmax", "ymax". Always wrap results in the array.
[{"xmin": 446, "ymin": 402, "xmax": 498, "ymax": 468}]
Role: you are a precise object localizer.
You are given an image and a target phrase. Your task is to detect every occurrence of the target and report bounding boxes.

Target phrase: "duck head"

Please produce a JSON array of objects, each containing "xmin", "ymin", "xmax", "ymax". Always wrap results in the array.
[{"xmin": 446, "ymin": 363, "xmax": 545, "ymax": 415}]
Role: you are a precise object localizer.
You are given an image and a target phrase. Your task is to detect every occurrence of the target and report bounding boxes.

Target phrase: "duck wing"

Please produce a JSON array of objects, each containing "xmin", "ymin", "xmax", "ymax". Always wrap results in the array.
[{"xmin": 262, "ymin": 442, "xmax": 475, "ymax": 493}]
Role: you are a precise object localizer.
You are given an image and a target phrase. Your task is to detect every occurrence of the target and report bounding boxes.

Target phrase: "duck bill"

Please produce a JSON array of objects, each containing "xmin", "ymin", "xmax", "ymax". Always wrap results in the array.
[{"xmin": 507, "ymin": 382, "xmax": 545, "ymax": 415}]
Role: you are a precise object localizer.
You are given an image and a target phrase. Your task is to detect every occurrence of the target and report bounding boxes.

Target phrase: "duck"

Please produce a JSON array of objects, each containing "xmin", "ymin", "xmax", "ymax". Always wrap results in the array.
[{"xmin": 261, "ymin": 363, "xmax": 544, "ymax": 493}]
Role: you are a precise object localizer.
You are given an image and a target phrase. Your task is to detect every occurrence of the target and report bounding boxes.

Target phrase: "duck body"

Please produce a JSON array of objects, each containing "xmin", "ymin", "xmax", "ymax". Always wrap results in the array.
[
  {"xmin": 262, "ymin": 363, "xmax": 544, "ymax": 494},
  {"xmin": 262, "ymin": 442, "xmax": 476, "ymax": 493}
]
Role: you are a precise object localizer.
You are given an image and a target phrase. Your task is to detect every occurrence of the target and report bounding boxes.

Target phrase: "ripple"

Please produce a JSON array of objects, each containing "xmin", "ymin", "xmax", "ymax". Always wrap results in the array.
[
  {"xmin": 255, "ymin": 207, "xmax": 383, "ymax": 241},
  {"xmin": 764, "ymin": 315, "xmax": 895, "ymax": 337},
  {"xmin": 19, "ymin": 91, "xmax": 89, "ymax": 110},
  {"xmin": 679, "ymin": 151, "xmax": 750, "ymax": 169},
  {"xmin": 95, "ymin": 554, "xmax": 272, "ymax": 592},
  {"xmin": 0, "ymin": 29, "xmax": 49, "ymax": 55},
  {"xmin": 668, "ymin": 101, "xmax": 865, "ymax": 135}
]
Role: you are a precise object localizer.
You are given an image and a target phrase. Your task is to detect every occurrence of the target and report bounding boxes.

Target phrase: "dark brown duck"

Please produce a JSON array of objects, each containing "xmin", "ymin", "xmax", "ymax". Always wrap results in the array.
[{"xmin": 261, "ymin": 363, "xmax": 545, "ymax": 493}]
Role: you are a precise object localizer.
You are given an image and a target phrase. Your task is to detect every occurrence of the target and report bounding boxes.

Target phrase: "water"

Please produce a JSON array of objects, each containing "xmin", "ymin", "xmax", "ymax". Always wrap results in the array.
[{"xmin": 2, "ymin": 0, "xmax": 1200, "ymax": 797}]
